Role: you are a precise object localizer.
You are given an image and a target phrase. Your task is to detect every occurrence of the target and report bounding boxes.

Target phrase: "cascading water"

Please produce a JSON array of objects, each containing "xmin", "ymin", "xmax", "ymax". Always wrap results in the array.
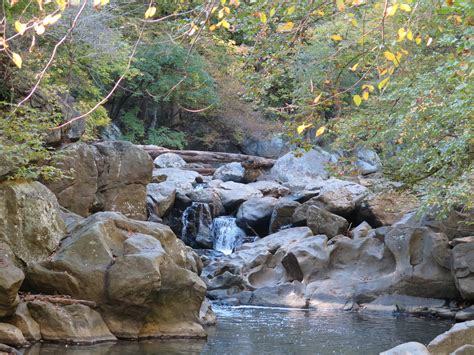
[{"xmin": 212, "ymin": 216, "xmax": 246, "ymax": 255}]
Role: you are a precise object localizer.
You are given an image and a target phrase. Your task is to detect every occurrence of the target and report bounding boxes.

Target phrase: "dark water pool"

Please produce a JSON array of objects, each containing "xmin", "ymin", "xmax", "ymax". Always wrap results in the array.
[{"xmin": 23, "ymin": 305, "xmax": 452, "ymax": 354}]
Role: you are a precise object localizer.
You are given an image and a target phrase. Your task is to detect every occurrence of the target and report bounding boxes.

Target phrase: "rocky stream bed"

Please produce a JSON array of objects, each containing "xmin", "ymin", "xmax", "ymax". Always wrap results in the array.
[{"xmin": 0, "ymin": 140, "xmax": 473, "ymax": 354}]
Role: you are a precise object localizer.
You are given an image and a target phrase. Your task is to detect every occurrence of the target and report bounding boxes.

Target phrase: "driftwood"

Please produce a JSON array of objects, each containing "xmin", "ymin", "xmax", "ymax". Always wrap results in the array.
[
  {"xmin": 21, "ymin": 294, "xmax": 97, "ymax": 308},
  {"xmin": 138, "ymin": 145, "xmax": 275, "ymax": 169}
]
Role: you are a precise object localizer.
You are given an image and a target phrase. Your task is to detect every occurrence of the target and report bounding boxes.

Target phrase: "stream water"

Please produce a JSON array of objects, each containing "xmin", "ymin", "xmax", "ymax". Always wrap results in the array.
[{"xmin": 22, "ymin": 304, "xmax": 452, "ymax": 355}]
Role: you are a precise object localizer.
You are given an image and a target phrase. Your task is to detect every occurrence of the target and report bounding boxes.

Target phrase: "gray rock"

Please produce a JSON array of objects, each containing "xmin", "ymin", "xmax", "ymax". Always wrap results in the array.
[
  {"xmin": 241, "ymin": 136, "xmax": 287, "ymax": 159},
  {"xmin": 216, "ymin": 181, "xmax": 263, "ymax": 212},
  {"xmin": 236, "ymin": 197, "xmax": 279, "ymax": 236},
  {"xmin": 46, "ymin": 141, "xmax": 153, "ymax": 220},
  {"xmin": 452, "ymin": 344, "xmax": 474, "ymax": 355},
  {"xmin": 187, "ymin": 187, "xmax": 225, "ymax": 217},
  {"xmin": 153, "ymin": 153, "xmax": 186, "ymax": 169},
  {"xmin": 293, "ymin": 205, "xmax": 349, "ymax": 238},
  {"xmin": 270, "ymin": 148, "xmax": 336, "ymax": 185},
  {"xmin": 152, "ymin": 168, "xmax": 201, "ymax": 195},
  {"xmin": 456, "ymin": 306, "xmax": 474, "ymax": 321},
  {"xmin": 247, "ymin": 180, "xmax": 290, "ymax": 198},
  {"xmin": 213, "ymin": 162, "xmax": 246, "ymax": 183},
  {"xmin": 427, "ymin": 320, "xmax": 474, "ymax": 354},
  {"xmin": 351, "ymin": 222, "xmax": 372, "ymax": 239},
  {"xmin": 356, "ymin": 148, "xmax": 382, "ymax": 175},
  {"xmin": 0, "ymin": 323, "xmax": 28, "ymax": 347},
  {"xmin": 380, "ymin": 342, "xmax": 429, "ymax": 355},
  {"xmin": 452, "ymin": 241, "xmax": 474, "ymax": 300},
  {"xmin": 100, "ymin": 122, "xmax": 122, "ymax": 141},
  {"xmin": 363, "ymin": 294, "xmax": 446, "ymax": 313},
  {"xmin": 359, "ymin": 192, "xmax": 419, "ymax": 227},
  {"xmin": 0, "ymin": 181, "xmax": 65, "ymax": 267},
  {"xmin": 317, "ymin": 178, "xmax": 368, "ymax": 216},
  {"xmin": 181, "ymin": 203, "xmax": 214, "ymax": 248},
  {"xmin": 269, "ymin": 199, "xmax": 300, "ymax": 233},
  {"xmin": 5, "ymin": 302, "xmax": 41, "ymax": 341},
  {"xmin": 0, "ymin": 343, "xmax": 21, "ymax": 355},
  {"xmin": 25, "ymin": 212, "xmax": 207, "ymax": 339},
  {"xmin": 147, "ymin": 182, "xmax": 176, "ymax": 218},
  {"xmin": 0, "ymin": 252, "xmax": 24, "ymax": 318},
  {"xmin": 28, "ymin": 301, "xmax": 116, "ymax": 344}
]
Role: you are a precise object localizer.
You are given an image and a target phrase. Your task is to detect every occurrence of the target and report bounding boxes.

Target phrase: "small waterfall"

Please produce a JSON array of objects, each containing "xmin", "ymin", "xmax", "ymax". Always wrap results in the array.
[
  {"xmin": 212, "ymin": 216, "xmax": 246, "ymax": 255},
  {"xmin": 181, "ymin": 202, "xmax": 213, "ymax": 248}
]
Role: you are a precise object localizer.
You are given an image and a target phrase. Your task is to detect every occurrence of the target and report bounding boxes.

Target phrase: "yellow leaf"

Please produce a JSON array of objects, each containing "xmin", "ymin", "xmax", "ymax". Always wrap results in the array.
[
  {"xmin": 276, "ymin": 22, "xmax": 294, "ymax": 32},
  {"xmin": 383, "ymin": 51, "xmax": 396, "ymax": 61},
  {"xmin": 313, "ymin": 93, "xmax": 323, "ymax": 104},
  {"xmin": 35, "ymin": 23, "xmax": 45, "ymax": 35},
  {"xmin": 330, "ymin": 34, "xmax": 343, "ymax": 41},
  {"xmin": 12, "ymin": 52, "xmax": 22, "ymax": 69},
  {"xmin": 15, "ymin": 21, "xmax": 26, "ymax": 35},
  {"xmin": 351, "ymin": 18, "xmax": 358, "ymax": 27},
  {"xmin": 407, "ymin": 30, "xmax": 413, "ymax": 41},
  {"xmin": 353, "ymin": 95, "xmax": 362, "ymax": 106},
  {"xmin": 270, "ymin": 8, "xmax": 276, "ymax": 17},
  {"xmin": 93, "ymin": 0, "xmax": 100, "ymax": 7},
  {"xmin": 221, "ymin": 19, "xmax": 230, "ymax": 29},
  {"xmin": 400, "ymin": 4, "xmax": 411, "ymax": 12},
  {"xmin": 387, "ymin": 4, "xmax": 398, "ymax": 16},
  {"xmin": 224, "ymin": 6, "xmax": 230, "ymax": 14},
  {"xmin": 287, "ymin": 6, "xmax": 295, "ymax": 15},
  {"xmin": 218, "ymin": 8, "xmax": 224, "ymax": 19},
  {"xmin": 362, "ymin": 84, "xmax": 374, "ymax": 92},
  {"xmin": 209, "ymin": 24, "xmax": 217, "ymax": 31},
  {"xmin": 415, "ymin": 36, "xmax": 422, "ymax": 45},
  {"xmin": 362, "ymin": 91, "xmax": 369, "ymax": 100},
  {"xmin": 400, "ymin": 48, "xmax": 409, "ymax": 55},
  {"xmin": 101, "ymin": 0, "xmax": 109, "ymax": 5},
  {"xmin": 352, "ymin": 0, "xmax": 364, "ymax": 5},
  {"xmin": 378, "ymin": 77, "xmax": 390, "ymax": 90},
  {"xmin": 221, "ymin": 0, "xmax": 226, "ymax": 5},
  {"xmin": 398, "ymin": 28, "xmax": 406, "ymax": 41},
  {"xmin": 336, "ymin": 0, "xmax": 345, "ymax": 12},
  {"xmin": 350, "ymin": 63, "xmax": 359, "ymax": 71},
  {"xmin": 260, "ymin": 12, "xmax": 267, "ymax": 24},
  {"xmin": 316, "ymin": 126, "xmax": 326, "ymax": 137},
  {"xmin": 43, "ymin": 14, "xmax": 62, "ymax": 26},
  {"xmin": 297, "ymin": 123, "xmax": 313, "ymax": 134},
  {"xmin": 56, "ymin": 0, "xmax": 67, "ymax": 10},
  {"xmin": 145, "ymin": 6, "xmax": 157, "ymax": 19}
]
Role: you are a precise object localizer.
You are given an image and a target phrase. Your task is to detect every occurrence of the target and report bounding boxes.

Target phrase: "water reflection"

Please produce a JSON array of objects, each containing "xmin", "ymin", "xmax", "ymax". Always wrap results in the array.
[{"xmin": 21, "ymin": 305, "xmax": 453, "ymax": 355}]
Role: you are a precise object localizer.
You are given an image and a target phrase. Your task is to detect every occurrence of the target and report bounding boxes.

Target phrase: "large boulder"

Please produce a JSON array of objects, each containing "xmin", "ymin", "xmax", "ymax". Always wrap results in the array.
[
  {"xmin": 213, "ymin": 162, "xmax": 246, "ymax": 183},
  {"xmin": 316, "ymin": 178, "xmax": 368, "ymax": 216},
  {"xmin": 380, "ymin": 342, "xmax": 430, "ymax": 355},
  {"xmin": 0, "ymin": 181, "xmax": 65, "ymax": 267},
  {"xmin": 46, "ymin": 141, "xmax": 153, "ymax": 220},
  {"xmin": 293, "ymin": 205, "xmax": 349, "ymax": 238},
  {"xmin": 246, "ymin": 180, "xmax": 290, "ymax": 198},
  {"xmin": 28, "ymin": 300, "xmax": 116, "ymax": 344},
  {"xmin": 427, "ymin": 320, "xmax": 474, "ymax": 354},
  {"xmin": 241, "ymin": 136, "xmax": 287, "ymax": 159},
  {"xmin": 269, "ymin": 199, "xmax": 300, "ymax": 233},
  {"xmin": 236, "ymin": 197, "xmax": 278, "ymax": 236},
  {"xmin": 452, "ymin": 241, "xmax": 474, "ymax": 300},
  {"xmin": 270, "ymin": 148, "xmax": 337, "ymax": 187},
  {"xmin": 43, "ymin": 142, "xmax": 98, "ymax": 216},
  {"xmin": 152, "ymin": 168, "xmax": 201, "ymax": 195},
  {"xmin": 358, "ymin": 191, "xmax": 419, "ymax": 227},
  {"xmin": 0, "ymin": 323, "xmax": 27, "ymax": 347},
  {"xmin": 181, "ymin": 203, "xmax": 214, "ymax": 248},
  {"xmin": 0, "ymin": 253, "xmax": 24, "ymax": 318},
  {"xmin": 216, "ymin": 181, "xmax": 263, "ymax": 212},
  {"xmin": 146, "ymin": 182, "xmax": 176, "ymax": 218},
  {"xmin": 355, "ymin": 148, "xmax": 382, "ymax": 175},
  {"xmin": 6, "ymin": 302, "xmax": 41, "ymax": 341},
  {"xmin": 25, "ymin": 212, "xmax": 207, "ymax": 339},
  {"xmin": 153, "ymin": 153, "xmax": 186, "ymax": 169},
  {"xmin": 187, "ymin": 187, "xmax": 225, "ymax": 217}
]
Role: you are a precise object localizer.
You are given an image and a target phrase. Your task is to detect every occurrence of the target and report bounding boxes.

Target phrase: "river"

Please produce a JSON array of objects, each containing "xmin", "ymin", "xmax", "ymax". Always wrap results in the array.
[{"xmin": 23, "ymin": 305, "xmax": 452, "ymax": 354}]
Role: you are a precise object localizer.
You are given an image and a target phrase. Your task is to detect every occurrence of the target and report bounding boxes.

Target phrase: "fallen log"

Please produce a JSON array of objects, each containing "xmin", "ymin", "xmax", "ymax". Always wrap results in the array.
[{"xmin": 137, "ymin": 145, "xmax": 275, "ymax": 169}]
